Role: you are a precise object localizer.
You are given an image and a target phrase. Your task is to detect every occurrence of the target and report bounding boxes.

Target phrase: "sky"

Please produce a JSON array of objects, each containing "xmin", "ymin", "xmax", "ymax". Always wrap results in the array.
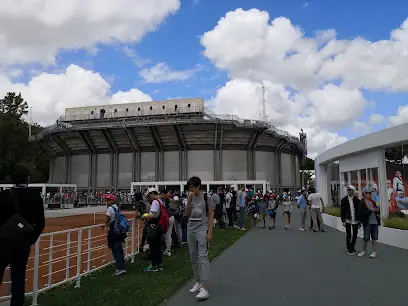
[{"xmin": 1, "ymin": 0, "xmax": 408, "ymax": 158}]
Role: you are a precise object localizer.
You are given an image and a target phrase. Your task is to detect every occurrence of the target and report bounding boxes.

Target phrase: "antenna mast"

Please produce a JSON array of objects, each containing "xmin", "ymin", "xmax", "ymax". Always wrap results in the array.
[{"xmin": 261, "ymin": 83, "xmax": 266, "ymax": 122}]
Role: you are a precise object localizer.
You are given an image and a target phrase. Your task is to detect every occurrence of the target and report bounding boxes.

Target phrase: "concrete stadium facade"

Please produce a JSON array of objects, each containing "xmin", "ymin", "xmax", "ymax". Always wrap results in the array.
[{"xmin": 32, "ymin": 99, "xmax": 305, "ymax": 193}]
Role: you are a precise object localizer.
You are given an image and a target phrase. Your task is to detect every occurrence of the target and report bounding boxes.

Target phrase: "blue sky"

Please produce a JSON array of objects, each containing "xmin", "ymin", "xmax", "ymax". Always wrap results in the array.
[{"xmin": 3, "ymin": 0, "xmax": 408, "ymax": 155}]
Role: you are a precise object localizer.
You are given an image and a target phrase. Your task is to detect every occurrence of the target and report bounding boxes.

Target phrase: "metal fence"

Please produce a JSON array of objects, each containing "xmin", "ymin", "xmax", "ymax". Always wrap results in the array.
[
  {"xmin": 30, "ymin": 107, "xmax": 301, "ymax": 145},
  {"xmin": 0, "ymin": 219, "xmax": 140, "ymax": 306}
]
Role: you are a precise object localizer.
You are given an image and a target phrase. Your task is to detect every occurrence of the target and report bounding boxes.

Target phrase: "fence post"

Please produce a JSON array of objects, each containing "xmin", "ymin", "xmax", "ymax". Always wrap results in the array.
[
  {"xmin": 47, "ymin": 235, "xmax": 54, "ymax": 288},
  {"xmin": 65, "ymin": 232, "xmax": 71, "ymax": 280},
  {"xmin": 87, "ymin": 228, "xmax": 91, "ymax": 272},
  {"xmin": 32, "ymin": 239, "xmax": 40, "ymax": 306},
  {"xmin": 131, "ymin": 219, "xmax": 135, "ymax": 263},
  {"xmin": 137, "ymin": 220, "xmax": 140, "ymax": 254},
  {"xmin": 75, "ymin": 229, "xmax": 83, "ymax": 288}
]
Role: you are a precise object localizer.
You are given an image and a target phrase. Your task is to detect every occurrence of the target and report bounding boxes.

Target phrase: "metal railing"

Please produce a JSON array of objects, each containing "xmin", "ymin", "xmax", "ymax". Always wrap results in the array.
[
  {"xmin": 31, "ymin": 106, "xmax": 301, "ymax": 144},
  {"xmin": 0, "ymin": 219, "xmax": 140, "ymax": 306}
]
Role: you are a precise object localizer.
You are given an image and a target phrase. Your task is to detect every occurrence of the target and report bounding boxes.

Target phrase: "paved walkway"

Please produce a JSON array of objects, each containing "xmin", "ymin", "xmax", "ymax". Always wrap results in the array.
[{"xmin": 165, "ymin": 210, "xmax": 408, "ymax": 306}]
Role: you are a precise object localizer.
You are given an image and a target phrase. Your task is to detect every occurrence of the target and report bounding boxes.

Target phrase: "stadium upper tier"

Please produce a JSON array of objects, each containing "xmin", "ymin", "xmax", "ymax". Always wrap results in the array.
[{"xmin": 31, "ymin": 98, "xmax": 305, "ymax": 156}]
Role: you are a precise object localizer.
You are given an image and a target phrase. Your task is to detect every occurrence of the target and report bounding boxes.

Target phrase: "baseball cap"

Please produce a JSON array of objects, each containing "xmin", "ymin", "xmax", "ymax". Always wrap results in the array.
[
  {"xmin": 173, "ymin": 196, "xmax": 179, "ymax": 201},
  {"xmin": 347, "ymin": 185, "xmax": 356, "ymax": 191},
  {"xmin": 144, "ymin": 187, "xmax": 158, "ymax": 196},
  {"xmin": 362, "ymin": 186, "xmax": 373, "ymax": 193}
]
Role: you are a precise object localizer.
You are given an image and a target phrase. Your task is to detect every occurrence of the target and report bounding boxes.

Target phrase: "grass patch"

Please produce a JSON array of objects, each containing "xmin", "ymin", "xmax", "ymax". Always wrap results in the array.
[
  {"xmin": 383, "ymin": 216, "xmax": 408, "ymax": 230},
  {"xmin": 324, "ymin": 206, "xmax": 341, "ymax": 217},
  {"xmin": 26, "ymin": 220, "xmax": 250, "ymax": 306}
]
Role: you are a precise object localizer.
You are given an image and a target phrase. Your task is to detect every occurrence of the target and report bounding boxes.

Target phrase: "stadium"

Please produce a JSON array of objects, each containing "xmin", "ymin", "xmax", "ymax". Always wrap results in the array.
[{"xmin": 32, "ymin": 98, "xmax": 306, "ymax": 195}]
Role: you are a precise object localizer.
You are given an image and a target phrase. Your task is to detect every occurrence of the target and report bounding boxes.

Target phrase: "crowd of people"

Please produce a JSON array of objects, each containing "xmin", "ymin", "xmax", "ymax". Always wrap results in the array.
[{"xmin": 0, "ymin": 163, "xmax": 381, "ymax": 305}]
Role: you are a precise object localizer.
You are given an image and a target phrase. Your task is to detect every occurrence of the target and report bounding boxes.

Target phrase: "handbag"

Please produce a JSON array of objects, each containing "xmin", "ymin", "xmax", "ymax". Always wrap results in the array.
[{"xmin": 0, "ymin": 188, "xmax": 34, "ymax": 241}]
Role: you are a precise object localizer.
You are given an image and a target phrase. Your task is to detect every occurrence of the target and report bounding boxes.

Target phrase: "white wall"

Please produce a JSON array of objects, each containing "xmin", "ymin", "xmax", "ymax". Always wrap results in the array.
[
  {"xmin": 222, "ymin": 150, "xmax": 247, "ymax": 180},
  {"xmin": 187, "ymin": 150, "xmax": 214, "ymax": 181},
  {"xmin": 140, "ymin": 152, "xmax": 156, "ymax": 182},
  {"xmin": 164, "ymin": 151, "xmax": 179, "ymax": 181},
  {"xmin": 338, "ymin": 149, "xmax": 380, "ymax": 173}
]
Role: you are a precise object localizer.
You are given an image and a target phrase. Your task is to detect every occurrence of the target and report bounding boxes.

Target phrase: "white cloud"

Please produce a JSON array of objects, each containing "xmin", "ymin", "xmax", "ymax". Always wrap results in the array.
[
  {"xmin": 369, "ymin": 113, "xmax": 385, "ymax": 124},
  {"xmin": 0, "ymin": 0, "xmax": 180, "ymax": 65},
  {"xmin": 139, "ymin": 63, "xmax": 200, "ymax": 83},
  {"xmin": 210, "ymin": 79, "xmax": 349, "ymax": 156},
  {"xmin": 389, "ymin": 105, "xmax": 408, "ymax": 126},
  {"xmin": 0, "ymin": 65, "xmax": 152, "ymax": 125},
  {"xmin": 201, "ymin": 8, "xmax": 408, "ymax": 157},
  {"xmin": 122, "ymin": 46, "xmax": 152, "ymax": 68}
]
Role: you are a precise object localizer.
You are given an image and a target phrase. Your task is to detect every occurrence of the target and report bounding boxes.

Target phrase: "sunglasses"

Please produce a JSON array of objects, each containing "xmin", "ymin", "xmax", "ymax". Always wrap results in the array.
[{"xmin": 364, "ymin": 192, "xmax": 372, "ymax": 195}]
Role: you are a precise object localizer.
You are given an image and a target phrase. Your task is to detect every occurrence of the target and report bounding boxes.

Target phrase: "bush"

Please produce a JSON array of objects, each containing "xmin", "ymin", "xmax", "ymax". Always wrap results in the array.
[
  {"xmin": 324, "ymin": 206, "xmax": 341, "ymax": 217},
  {"xmin": 383, "ymin": 216, "xmax": 408, "ymax": 230}
]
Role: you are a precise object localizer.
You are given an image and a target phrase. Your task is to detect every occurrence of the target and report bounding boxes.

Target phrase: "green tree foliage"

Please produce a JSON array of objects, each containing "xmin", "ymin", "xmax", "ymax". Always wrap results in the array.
[
  {"xmin": 301, "ymin": 157, "xmax": 315, "ymax": 170},
  {"xmin": 0, "ymin": 92, "xmax": 49, "ymax": 183}
]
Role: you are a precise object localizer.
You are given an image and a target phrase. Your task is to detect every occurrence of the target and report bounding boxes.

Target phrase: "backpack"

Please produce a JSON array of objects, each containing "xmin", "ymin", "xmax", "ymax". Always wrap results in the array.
[
  {"xmin": 156, "ymin": 199, "xmax": 170, "ymax": 233},
  {"xmin": 112, "ymin": 207, "xmax": 130, "ymax": 234}
]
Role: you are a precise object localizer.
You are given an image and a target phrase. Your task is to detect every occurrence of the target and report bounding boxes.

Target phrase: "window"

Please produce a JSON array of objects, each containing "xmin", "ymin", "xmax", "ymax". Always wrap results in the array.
[
  {"xmin": 150, "ymin": 106, "xmax": 153, "ymax": 110},
  {"xmin": 162, "ymin": 105, "xmax": 165, "ymax": 109},
  {"xmin": 114, "ymin": 109, "xmax": 117, "ymax": 113},
  {"xmin": 91, "ymin": 111, "xmax": 94, "ymax": 115},
  {"xmin": 175, "ymin": 105, "xmax": 178, "ymax": 110},
  {"xmin": 126, "ymin": 108, "xmax": 129, "ymax": 112},
  {"xmin": 188, "ymin": 104, "xmax": 191, "ymax": 107},
  {"xmin": 137, "ymin": 107, "xmax": 141, "ymax": 111}
]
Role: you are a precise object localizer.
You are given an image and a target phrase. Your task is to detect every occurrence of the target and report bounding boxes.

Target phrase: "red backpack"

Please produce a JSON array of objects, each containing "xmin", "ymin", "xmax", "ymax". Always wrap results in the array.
[{"xmin": 156, "ymin": 199, "xmax": 169, "ymax": 233}]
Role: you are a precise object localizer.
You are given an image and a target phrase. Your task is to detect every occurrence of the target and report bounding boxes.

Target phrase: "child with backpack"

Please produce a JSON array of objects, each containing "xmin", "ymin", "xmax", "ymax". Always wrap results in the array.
[
  {"xmin": 141, "ymin": 188, "xmax": 169, "ymax": 272},
  {"xmin": 103, "ymin": 193, "xmax": 129, "ymax": 276}
]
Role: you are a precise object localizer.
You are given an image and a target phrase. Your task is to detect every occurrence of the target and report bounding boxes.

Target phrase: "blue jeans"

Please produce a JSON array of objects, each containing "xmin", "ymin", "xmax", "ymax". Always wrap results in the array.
[
  {"xmin": 111, "ymin": 241, "xmax": 125, "ymax": 270},
  {"xmin": 239, "ymin": 208, "xmax": 245, "ymax": 228}
]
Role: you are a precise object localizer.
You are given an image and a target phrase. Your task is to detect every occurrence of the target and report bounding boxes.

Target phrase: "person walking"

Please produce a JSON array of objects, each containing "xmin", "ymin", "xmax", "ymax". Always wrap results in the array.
[
  {"xmin": 307, "ymin": 187, "xmax": 325, "ymax": 232},
  {"xmin": 340, "ymin": 185, "xmax": 362, "ymax": 255},
  {"xmin": 186, "ymin": 176, "xmax": 214, "ymax": 300},
  {"xmin": 142, "ymin": 188, "xmax": 168, "ymax": 271},
  {"xmin": 0, "ymin": 163, "xmax": 45, "ymax": 306},
  {"xmin": 234, "ymin": 185, "xmax": 246, "ymax": 231},
  {"xmin": 297, "ymin": 189, "xmax": 308, "ymax": 231},
  {"xmin": 358, "ymin": 186, "xmax": 380, "ymax": 258},
  {"xmin": 103, "ymin": 193, "xmax": 127, "ymax": 275}
]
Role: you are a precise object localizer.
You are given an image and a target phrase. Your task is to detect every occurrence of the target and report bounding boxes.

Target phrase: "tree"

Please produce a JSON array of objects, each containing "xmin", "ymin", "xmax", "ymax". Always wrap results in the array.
[
  {"xmin": 0, "ymin": 92, "xmax": 28, "ymax": 118},
  {"xmin": 301, "ymin": 157, "xmax": 315, "ymax": 170},
  {"xmin": 0, "ymin": 92, "xmax": 49, "ymax": 183}
]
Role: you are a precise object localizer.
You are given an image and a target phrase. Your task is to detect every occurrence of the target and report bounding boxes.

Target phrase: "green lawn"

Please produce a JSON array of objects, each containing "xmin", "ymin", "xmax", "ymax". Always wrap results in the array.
[
  {"xmin": 27, "ymin": 222, "xmax": 249, "ymax": 306},
  {"xmin": 324, "ymin": 206, "xmax": 341, "ymax": 217}
]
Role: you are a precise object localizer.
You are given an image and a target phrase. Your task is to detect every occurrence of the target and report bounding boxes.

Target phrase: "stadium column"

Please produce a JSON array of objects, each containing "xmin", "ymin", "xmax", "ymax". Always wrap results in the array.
[
  {"xmin": 51, "ymin": 135, "xmax": 71, "ymax": 184},
  {"xmin": 123, "ymin": 126, "xmax": 141, "ymax": 183},
  {"xmin": 292, "ymin": 153, "xmax": 298, "ymax": 194},
  {"xmin": 102, "ymin": 129, "xmax": 119, "ymax": 192},
  {"xmin": 173, "ymin": 124, "xmax": 187, "ymax": 181},
  {"xmin": 247, "ymin": 129, "xmax": 263, "ymax": 180},
  {"xmin": 77, "ymin": 130, "xmax": 97, "ymax": 195},
  {"xmin": 213, "ymin": 123, "xmax": 224, "ymax": 180},
  {"xmin": 49, "ymin": 158, "xmax": 55, "ymax": 183},
  {"xmin": 147, "ymin": 126, "xmax": 164, "ymax": 181}
]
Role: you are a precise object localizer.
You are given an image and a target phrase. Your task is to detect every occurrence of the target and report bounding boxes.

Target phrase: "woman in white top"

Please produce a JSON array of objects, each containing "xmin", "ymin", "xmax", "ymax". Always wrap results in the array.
[{"xmin": 307, "ymin": 187, "xmax": 325, "ymax": 232}]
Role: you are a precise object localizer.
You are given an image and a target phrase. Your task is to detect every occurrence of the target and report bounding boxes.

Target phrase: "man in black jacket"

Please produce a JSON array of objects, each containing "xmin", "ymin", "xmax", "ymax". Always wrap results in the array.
[
  {"xmin": 340, "ymin": 185, "xmax": 362, "ymax": 255},
  {"xmin": 0, "ymin": 163, "xmax": 45, "ymax": 306}
]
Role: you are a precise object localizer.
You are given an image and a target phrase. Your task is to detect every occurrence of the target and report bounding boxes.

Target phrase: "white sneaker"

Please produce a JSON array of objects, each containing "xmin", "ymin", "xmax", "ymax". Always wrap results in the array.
[
  {"xmin": 165, "ymin": 251, "xmax": 171, "ymax": 257},
  {"xmin": 234, "ymin": 225, "xmax": 240, "ymax": 229},
  {"xmin": 196, "ymin": 287, "xmax": 209, "ymax": 300},
  {"xmin": 358, "ymin": 251, "xmax": 365, "ymax": 257},
  {"xmin": 241, "ymin": 227, "xmax": 246, "ymax": 231},
  {"xmin": 189, "ymin": 282, "xmax": 202, "ymax": 294},
  {"xmin": 114, "ymin": 269, "xmax": 127, "ymax": 276},
  {"xmin": 299, "ymin": 228, "xmax": 305, "ymax": 231},
  {"xmin": 370, "ymin": 252, "xmax": 376, "ymax": 258}
]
